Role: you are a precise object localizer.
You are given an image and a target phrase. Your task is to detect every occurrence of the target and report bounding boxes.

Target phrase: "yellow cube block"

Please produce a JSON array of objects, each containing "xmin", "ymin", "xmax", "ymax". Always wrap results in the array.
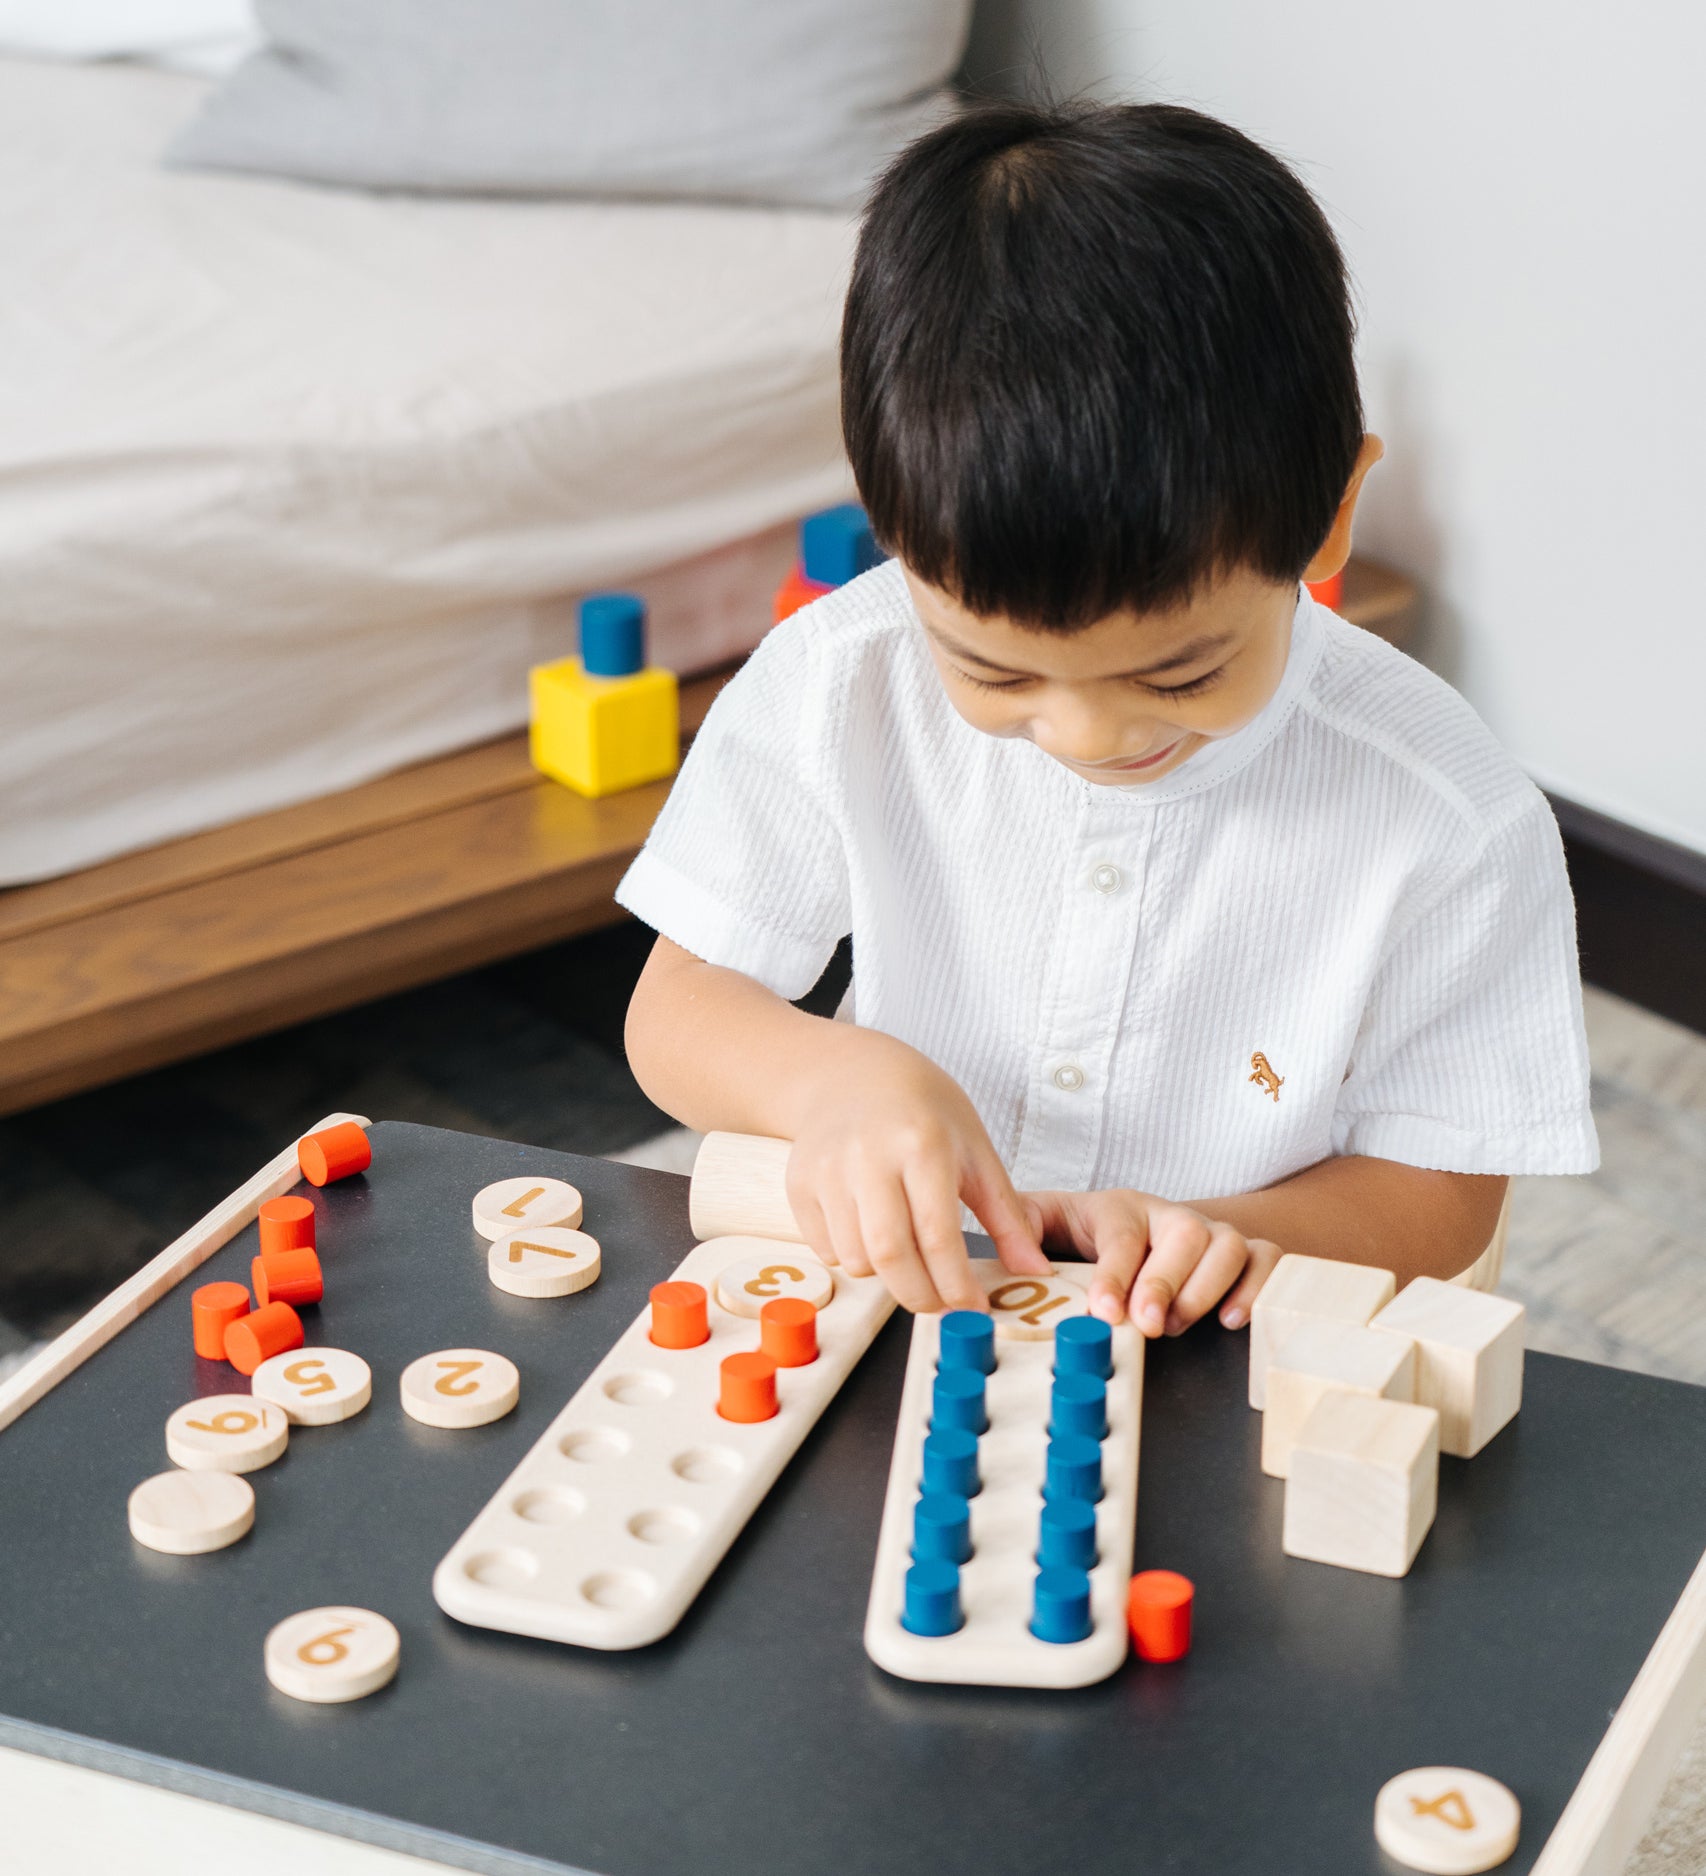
[{"xmin": 529, "ymin": 657, "xmax": 679, "ymax": 798}]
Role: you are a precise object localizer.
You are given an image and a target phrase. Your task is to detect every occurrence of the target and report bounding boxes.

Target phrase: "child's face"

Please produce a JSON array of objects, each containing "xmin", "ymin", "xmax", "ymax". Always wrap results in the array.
[{"xmin": 905, "ymin": 563, "xmax": 1300, "ymax": 787}]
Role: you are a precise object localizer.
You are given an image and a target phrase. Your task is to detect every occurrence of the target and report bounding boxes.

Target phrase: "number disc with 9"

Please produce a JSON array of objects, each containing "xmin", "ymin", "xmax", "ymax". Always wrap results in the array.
[{"xmin": 265, "ymin": 1606, "xmax": 400, "ymax": 1704}]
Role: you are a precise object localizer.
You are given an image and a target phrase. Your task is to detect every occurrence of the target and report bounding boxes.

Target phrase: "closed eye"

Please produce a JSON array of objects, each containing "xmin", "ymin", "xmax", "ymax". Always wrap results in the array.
[{"xmin": 1138, "ymin": 666, "xmax": 1226, "ymax": 699}]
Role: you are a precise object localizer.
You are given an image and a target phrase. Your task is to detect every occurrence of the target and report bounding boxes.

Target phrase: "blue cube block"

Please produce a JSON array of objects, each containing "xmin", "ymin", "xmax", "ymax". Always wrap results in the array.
[{"xmin": 801, "ymin": 503, "xmax": 883, "ymax": 587}]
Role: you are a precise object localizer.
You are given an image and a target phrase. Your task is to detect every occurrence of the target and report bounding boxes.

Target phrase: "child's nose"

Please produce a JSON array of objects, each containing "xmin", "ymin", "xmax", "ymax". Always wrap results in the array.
[{"xmin": 1035, "ymin": 694, "xmax": 1145, "ymax": 767}]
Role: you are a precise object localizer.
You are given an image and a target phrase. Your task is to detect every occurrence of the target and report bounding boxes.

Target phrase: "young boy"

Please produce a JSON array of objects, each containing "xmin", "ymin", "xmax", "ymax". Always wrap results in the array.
[{"xmin": 618, "ymin": 101, "xmax": 1597, "ymax": 1338}]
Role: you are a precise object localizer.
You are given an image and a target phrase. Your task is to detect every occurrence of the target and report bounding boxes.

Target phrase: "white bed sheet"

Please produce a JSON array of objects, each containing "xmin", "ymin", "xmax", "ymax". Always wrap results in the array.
[{"xmin": 0, "ymin": 58, "xmax": 856, "ymax": 885}]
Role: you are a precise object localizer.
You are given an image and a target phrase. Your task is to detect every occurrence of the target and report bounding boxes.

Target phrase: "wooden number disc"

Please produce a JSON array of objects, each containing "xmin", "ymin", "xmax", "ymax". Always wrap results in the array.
[
  {"xmin": 711, "ymin": 1241, "xmax": 835, "ymax": 1319},
  {"xmin": 166, "ymin": 1394, "xmax": 289, "ymax": 1472},
  {"xmin": 488, "ymin": 1226, "xmax": 602, "ymax": 1299},
  {"xmin": 251, "ymin": 1348, "xmax": 373, "ymax": 1426},
  {"xmin": 264, "ymin": 1606, "xmax": 400, "ymax": 1705},
  {"xmin": 128, "ymin": 1469, "xmax": 255, "ymax": 1554},
  {"xmin": 979, "ymin": 1265, "xmax": 1091, "ymax": 1342},
  {"xmin": 400, "ymin": 1349, "xmax": 520, "ymax": 1428},
  {"xmin": 1374, "ymin": 1767, "xmax": 1521, "ymax": 1874},
  {"xmin": 471, "ymin": 1176, "xmax": 583, "ymax": 1241}
]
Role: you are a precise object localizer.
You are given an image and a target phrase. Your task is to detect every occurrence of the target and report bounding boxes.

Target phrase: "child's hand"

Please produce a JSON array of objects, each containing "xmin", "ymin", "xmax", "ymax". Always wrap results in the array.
[
  {"xmin": 1021, "ymin": 1188, "xmax": 1281, "ymax": 1336},
  {"xmin": 784, "ymin": 1035, "xmax": 1052, "ymax": 1315}
]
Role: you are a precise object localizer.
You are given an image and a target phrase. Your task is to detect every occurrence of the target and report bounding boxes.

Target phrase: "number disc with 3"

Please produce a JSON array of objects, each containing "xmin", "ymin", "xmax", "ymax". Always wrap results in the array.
[
  {"xmin": 265, "ymin": 1606, "xmax": 400, "ymax": 1704},
  {"xmin": 709, "ymin": 1240, "xmax": 835, "ymax": 1319},
  {"xmin": 165, "ymin": 1395, "xmax": 290, "ymax": 1472}
]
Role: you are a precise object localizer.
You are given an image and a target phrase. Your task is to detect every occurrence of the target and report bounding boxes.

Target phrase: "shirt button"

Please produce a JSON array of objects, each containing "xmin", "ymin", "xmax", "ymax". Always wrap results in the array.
[
  {"xmin": 1052, "ymin": 1064, "xmax": 1085, "ymax": 1092},
  {"xmin": 1090, "ymin": 863, "xmax": 1122, "ymax": 894}
]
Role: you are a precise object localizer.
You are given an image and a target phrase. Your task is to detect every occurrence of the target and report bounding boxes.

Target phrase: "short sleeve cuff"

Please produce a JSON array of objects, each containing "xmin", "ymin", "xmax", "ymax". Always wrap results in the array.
[
  {"xmin": 615, "ymin": 848, "xmax": 839, "ymax": 1002},
  {"xmin": 1333, "ymin": 1109, "xmax": 1601, "ymax": 1176}
]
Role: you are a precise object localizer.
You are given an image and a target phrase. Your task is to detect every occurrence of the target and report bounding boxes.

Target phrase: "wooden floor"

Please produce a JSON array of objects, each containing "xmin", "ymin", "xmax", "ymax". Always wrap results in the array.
[{"xmin": 0, "ymin": 558, "xmax": 1416, "ymax": 1118}]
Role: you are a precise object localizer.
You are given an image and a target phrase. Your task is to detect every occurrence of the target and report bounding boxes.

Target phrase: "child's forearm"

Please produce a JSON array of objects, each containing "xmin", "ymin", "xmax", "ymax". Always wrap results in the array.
[
  {"xmin": 625, "ymin": 934, "xmax": 898, "ymax": 1139},
  {"xmin": 1187, "ymin": 1156, "xmax": 1508, "ymax": 1287}
]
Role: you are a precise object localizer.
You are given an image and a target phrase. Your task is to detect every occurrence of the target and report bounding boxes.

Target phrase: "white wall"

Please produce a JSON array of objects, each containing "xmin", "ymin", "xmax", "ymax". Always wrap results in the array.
[{"xmin": 967, "ymin": 0, "xmax": 1706, "ymax": 855}]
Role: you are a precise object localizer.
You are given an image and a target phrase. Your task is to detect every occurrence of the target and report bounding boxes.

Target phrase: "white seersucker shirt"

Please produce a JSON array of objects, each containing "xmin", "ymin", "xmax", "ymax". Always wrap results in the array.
[{"xmin": 617, "ymin": 562, "xmax": 1598, "ymax": 1199}]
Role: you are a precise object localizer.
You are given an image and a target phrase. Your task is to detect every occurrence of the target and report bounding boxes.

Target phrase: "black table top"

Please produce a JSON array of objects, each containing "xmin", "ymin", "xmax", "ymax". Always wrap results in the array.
[{"xmin": 1, "ymin": 1120, "xmax": 1702, "ymax": 1876}]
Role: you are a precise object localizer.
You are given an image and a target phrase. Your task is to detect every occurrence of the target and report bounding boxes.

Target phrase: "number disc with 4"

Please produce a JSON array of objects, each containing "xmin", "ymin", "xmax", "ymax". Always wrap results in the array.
[
  {"xmin": 165, "ymin": 1395, "xmax": 290, "ymax": 1472},
  {"xmin": 265, "ymin": 1606, "xmax": 400, "ymax": 1704}
]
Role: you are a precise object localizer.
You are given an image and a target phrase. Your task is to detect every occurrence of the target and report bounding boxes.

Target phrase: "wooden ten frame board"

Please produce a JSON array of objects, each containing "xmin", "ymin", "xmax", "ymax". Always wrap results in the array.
[{"xmin": 0, "ymin": 1120, "xmax": 1700, "ymax": 1876}]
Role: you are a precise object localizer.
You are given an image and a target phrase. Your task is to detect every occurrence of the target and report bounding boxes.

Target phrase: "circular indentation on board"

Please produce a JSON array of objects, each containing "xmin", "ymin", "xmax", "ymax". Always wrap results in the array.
[
  {"xmin": 559, "ymin": 1427, "xmax": 630, "ymax": 1464},
  {"xmin": 580, "ymin": 1569, "xmax": 657, "ymax": 1612},
  {"xmin": 627, "ymin": 1508, "xmax": 700, "ymax": 1547},
  {"xmin": 670, "ymin": 1445, "xmax": 743, "ymax": 1485},
  {"xmin": 602, "ymin": 1370, "xmax": 673, "ymax": 1408},
  {"xmin": 462, "ymin": 1548, "xmax": 541, "ymax": 1591},
  {"xmin": 511, "ymin": 1485, "xmax": 587, "ymax": 1525}
]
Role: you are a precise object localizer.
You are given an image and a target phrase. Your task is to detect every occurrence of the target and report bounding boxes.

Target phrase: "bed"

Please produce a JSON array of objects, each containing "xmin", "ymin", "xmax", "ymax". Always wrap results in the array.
[{"xmin": 0, "ymin": 54, "xmax": 856, "ymax": 887}]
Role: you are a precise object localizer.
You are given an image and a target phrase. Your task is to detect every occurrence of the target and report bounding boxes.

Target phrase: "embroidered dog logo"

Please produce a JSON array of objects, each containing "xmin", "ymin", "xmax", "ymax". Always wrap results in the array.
[{"xmin": 1248, "ymin": 1052, "xmax": 1284, "ymax": 1102}]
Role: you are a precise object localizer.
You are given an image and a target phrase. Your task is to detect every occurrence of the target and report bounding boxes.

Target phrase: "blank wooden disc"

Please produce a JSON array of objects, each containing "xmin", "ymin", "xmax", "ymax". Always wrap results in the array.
[
  {"xmin": 980, "ymin": 1266, "xmax": 1091, "ymax": 1342},
  {"xmin": 165, "ymin": 1395, "xmax": 290, "ymax": 1472},
  {"xmin": 264, "ymin": 1605, "xmax": 400, "ymax": 1704},
  {"xmin": 128, "ymin": 1469, "xmax": 254, "ymax": 1554},
  {"xmin": 471, "ymin": 1177, "xmax": 583, "ymax": 1241},
  {"xmin": 400, "ymin": 1349, "xmax": 520, "ymax": 1428},
  {"xmin": 1374, "ymin": 1767, "xmax": 1520, "ymax": 1873},
  {"xmin": 488, "ymin": 1226, "xmax": 601, "ymax": 1298},
  {"xmin": 711, "ymin": 1243, "xmax": 834, "ymax": 1319},
  {"xmin": 251, "ymin": 1348, "xmax": 372, "ymax": 1425}
]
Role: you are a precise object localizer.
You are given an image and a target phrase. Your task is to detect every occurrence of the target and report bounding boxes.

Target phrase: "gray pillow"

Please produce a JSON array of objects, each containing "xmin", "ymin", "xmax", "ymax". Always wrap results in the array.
[{"xmin": 167, "ymin": 0, "xmax": 971, "ymax": 209}]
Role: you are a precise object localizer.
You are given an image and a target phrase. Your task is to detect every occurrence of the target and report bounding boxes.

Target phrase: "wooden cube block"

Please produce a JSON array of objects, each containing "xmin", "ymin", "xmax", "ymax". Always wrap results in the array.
[
  {"xmin": 1248, "ymin": 1254, "xmax": 1397, "ymax": 1409},
  {"xmin": 1370, "ymin": 1277, "xmax": 1525, "ymax": 1458},
  {"xmin": 1282, "ymin": 1392, "xmax": 1440, "ymax": 1577},
  {"xmin": 1261, "ymin": 1319, "xmax": 1417, "ymax": 1478}
]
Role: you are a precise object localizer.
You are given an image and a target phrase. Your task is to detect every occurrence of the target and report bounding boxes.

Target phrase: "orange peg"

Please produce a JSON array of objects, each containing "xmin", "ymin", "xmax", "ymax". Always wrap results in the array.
[
  {"xmin": 224, "ymin": 1301, "xmax": 304, "ymax": 1376},
  {"xmin": 772, "ymin": 563, "xmax": 833, "ymax": 625},
  {"xmin": 192, "ymin": 1281, "xmax": 251, "ymax": 1360},
  {"xmin": 1304, "ymin": 568, "xmax": 1344, "ymax": 610},
  {"xmin": 252, "ymin": 1247, "xmax": 324, "ymax": 1309},
  {"xmin": 760, "ymin": 1297, "xmax": 819, "ymax": 1368},
  {"xmin": 258, "ymin": 1195, "xmax": 316, "ymax": 1256},
  {"xmin": 297, "ymin": 1121, "xmax": 371, "ymax": 1187},
  {"xmin": 649, "ymin": 1281, "xmax": 710, "ymax": 1350},
  {"xmin": 1127, "ymin": 1569, "xmax": 1195, "ymax": 1662},
  {"xmin": 718, "ymin": 1350, "xmax": 779, "ymax": 1423}
]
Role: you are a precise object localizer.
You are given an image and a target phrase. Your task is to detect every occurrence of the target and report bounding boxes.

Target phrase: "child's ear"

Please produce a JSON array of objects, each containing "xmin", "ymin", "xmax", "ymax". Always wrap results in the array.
[{"xmin": 1302, "ymin": 434, "xmax": 1385, "ymax": 584}]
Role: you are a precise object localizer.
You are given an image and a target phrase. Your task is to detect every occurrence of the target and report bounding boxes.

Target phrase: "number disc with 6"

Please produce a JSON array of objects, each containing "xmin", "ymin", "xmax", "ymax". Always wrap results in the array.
[
  {"xmin": 165, "ymin": 1395, "xmax": 290, "ymax": 1472},
  {"xmin": 265, "ymin": 1606, "xmax": 400, "ymax": 1704}
]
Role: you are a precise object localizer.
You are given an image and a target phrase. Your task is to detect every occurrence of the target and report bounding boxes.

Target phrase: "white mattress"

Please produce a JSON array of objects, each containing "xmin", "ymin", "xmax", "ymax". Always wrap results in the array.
[{"xmin": 0, "ymin": 58, "xmax": 856, "ymax": 885}]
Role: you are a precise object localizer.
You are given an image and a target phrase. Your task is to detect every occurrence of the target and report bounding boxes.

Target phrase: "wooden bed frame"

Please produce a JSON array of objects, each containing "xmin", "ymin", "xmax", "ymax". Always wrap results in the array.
[{"xmin": 0, "ymin": 558, "xmax": 1417, "ymax": 1118}]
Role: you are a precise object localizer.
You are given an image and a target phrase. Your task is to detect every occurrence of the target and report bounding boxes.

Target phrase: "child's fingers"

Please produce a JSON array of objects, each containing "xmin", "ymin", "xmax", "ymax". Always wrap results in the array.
[
  {"xmin": 815, "ymin": 1184, "xmax": 873, "ymax": 1280},
  {"xmin": 1163, "ymin": 1223, "xmax": 1251, "ymax": 1334},
  {"xmin": 1217, "ymin": 1238, "xmax": 1284, "ymax": 1330},
  {"xmin": 856, "ymin": 1174, "xmax": 946, "ymax": 1315},
  {"xmin": 1084, "ymin": 1221, "xmax": 1150, "ymax": 1325},
  {"xmin": 901, "ymin": 1164, "xmax": 987, "ymax": 1312},
  {"xmin": 1129, "ymin": 1209, "xmax": 1214, "ymax": 1338},
  {"xmin": 963, "ymin": 1150, "xmax": 1052, "ymax": 1277}
]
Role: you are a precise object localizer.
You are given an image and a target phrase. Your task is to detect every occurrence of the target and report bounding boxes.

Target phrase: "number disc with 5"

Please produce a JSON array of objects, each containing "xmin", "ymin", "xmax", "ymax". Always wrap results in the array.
[
  {"xmin": 165, "ymin": 1395, "xmax": 290, "ymax": 1472},
  {"xmin": 265, "ymin": 1606, "xmax": 400, "ymax": 1704},
  {"xmin": 251, "ymin": 1348, "xmax": 372, "ymax": 1425}
]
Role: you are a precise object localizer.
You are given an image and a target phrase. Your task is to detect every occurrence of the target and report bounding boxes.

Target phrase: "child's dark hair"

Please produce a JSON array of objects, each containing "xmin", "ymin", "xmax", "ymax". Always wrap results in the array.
[{"xmin": 841, "ymin": 102, "xmax": 1363, "ymax": 628}]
